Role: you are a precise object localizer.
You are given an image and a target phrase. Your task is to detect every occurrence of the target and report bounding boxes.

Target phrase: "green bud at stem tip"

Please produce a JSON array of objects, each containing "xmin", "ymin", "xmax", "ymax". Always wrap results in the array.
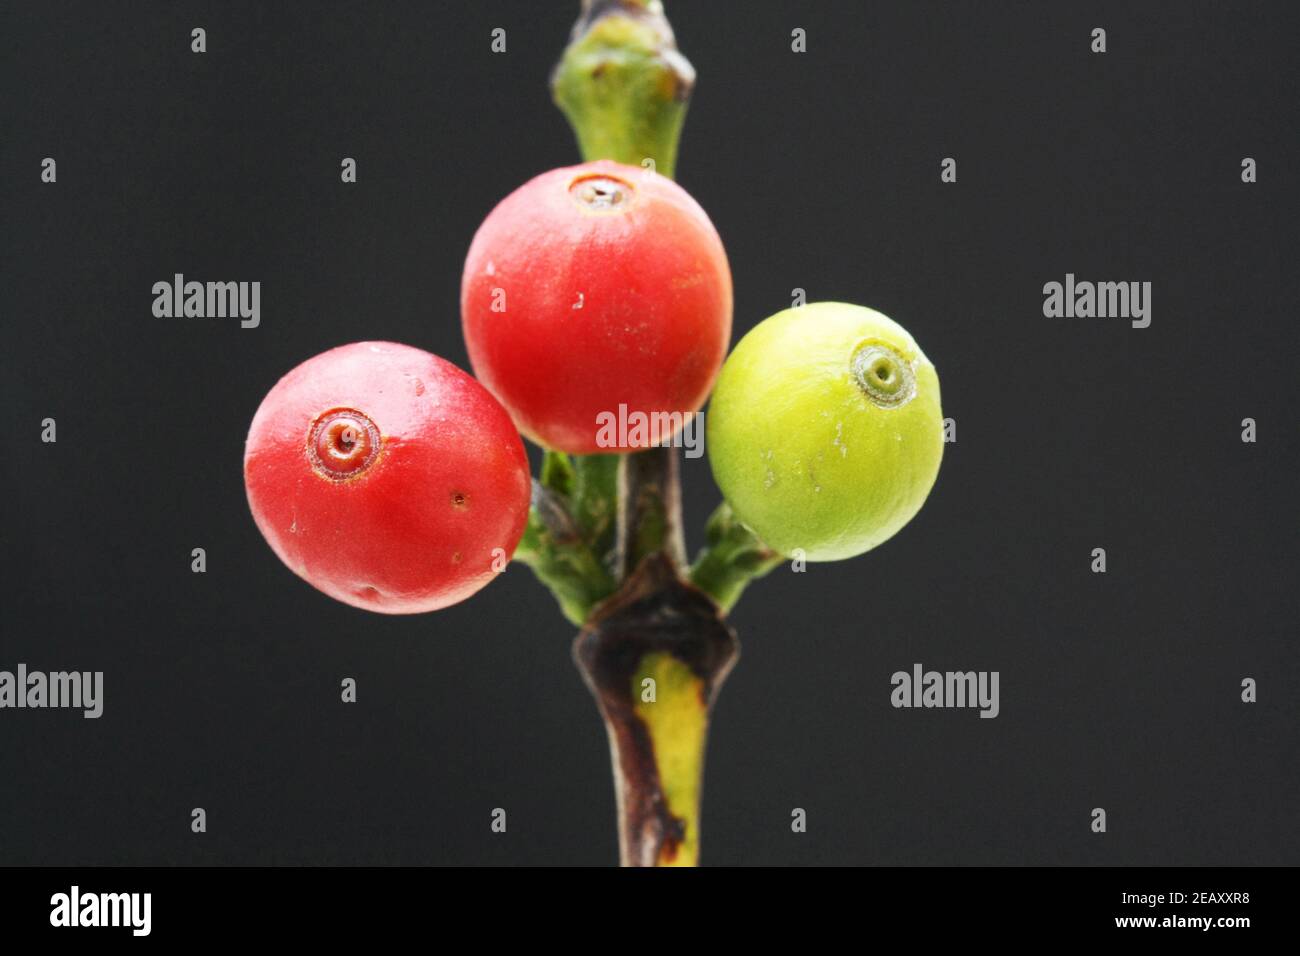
[{"xmin": 552, "ymin": 0, "xmax": 696, "ymax": 179}]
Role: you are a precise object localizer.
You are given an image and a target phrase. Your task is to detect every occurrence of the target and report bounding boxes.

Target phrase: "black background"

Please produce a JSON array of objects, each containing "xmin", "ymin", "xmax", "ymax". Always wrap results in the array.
[{"xmin": 2, "ymin": 0, "xmax": 1296, "ymax": 866}]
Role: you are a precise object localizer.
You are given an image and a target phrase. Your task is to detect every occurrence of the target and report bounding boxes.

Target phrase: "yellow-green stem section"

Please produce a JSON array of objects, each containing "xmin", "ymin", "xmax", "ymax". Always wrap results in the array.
[{"xmin": 631, "ymin": 652, "xmax": 707, "ymax": 866}]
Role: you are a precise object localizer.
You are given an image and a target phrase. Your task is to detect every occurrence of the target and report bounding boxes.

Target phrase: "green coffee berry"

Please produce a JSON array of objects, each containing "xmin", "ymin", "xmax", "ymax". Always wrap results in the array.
[{"xmin": 706, "ymin": 302, "xmax": 943, "ymax": 561}]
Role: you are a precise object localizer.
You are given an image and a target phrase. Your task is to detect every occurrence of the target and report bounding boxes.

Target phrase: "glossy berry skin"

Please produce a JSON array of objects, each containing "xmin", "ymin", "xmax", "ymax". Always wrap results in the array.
[
  {"xmin": 244, "ymin": 342, "xmax": 531, "ymax": 614},
  {"xmin": 707, "ymin": 303, "xmax": 943, "ymax": 562},
  {"xmin": 461, "ymin": 160, "xmax": 732, "ymax": 453}
]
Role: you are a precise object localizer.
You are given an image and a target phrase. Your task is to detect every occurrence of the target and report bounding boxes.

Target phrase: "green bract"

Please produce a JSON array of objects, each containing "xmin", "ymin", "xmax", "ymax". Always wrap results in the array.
[{"xmin": 706, "ymin": 302, "xmax": 944, "ymax": 561}]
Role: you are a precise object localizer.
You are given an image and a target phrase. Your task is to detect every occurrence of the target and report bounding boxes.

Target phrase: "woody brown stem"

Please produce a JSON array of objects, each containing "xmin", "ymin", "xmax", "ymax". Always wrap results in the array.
[
  {"xmin": 572, "ymin": 554, "xmax": 738, "ymax": 866},
  {"xmin": 616, "ymin": 445, "xmax": 686, "ymax": 578}
]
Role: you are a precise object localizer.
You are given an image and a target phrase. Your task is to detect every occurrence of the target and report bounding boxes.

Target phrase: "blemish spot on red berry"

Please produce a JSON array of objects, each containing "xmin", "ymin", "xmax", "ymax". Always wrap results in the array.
[
  {"xmin": 451, "ymin": 492, "xmax": 468, "ymax": 509},
  {"xmin": 308, "ymin": 408, "xmax": 381, "ymax": 481},
  {"xmin": 356, "ymin": 586, "xmax": 380, "ymax": 601}
]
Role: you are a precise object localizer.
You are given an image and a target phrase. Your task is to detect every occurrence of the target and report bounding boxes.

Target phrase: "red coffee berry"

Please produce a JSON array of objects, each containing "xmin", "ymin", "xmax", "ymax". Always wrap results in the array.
[
  {"xmin": 243, "ymin": 341, "xmax": 531, "ymax": 614},
  {"xmin": 461, "ymin": 160, "xmax": 732, "ymax": 453}
]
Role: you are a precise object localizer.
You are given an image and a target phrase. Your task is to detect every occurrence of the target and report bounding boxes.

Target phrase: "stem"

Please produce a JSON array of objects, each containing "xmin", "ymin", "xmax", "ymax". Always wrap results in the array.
[
  {"xmin": 688, "ymin": 502, "xmax": 784, "ymax": 614},
  {"xmin": 570, "ymin": 452, "xmax": 620, "ymax": 567},
  {"xmin": 551, "ymin": 0, "xmax": 736, "ymax": 866},
  {"xmin": 573, "ymin": 554, "xmax": 737, "ymax": 866},
  {"xmin": 514, "ymin": 478, "xmax": 617, "ymax": 626},
  {"xmin": 616, "ymin": 445, "xmax": 685, "ymax": 578}
]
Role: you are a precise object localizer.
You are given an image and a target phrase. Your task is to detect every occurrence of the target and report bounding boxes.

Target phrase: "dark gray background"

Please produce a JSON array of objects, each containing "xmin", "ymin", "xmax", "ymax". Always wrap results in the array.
[{"xmin": 2, "ymin": 0, "xmax": 1296, "ymax": 866}]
